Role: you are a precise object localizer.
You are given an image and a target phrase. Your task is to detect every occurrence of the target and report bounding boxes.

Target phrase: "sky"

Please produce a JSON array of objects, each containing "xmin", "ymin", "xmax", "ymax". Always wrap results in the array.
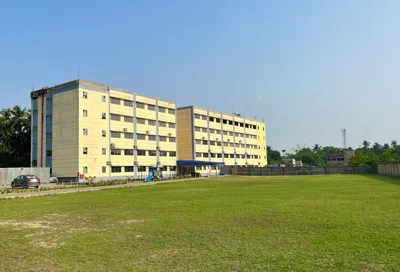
[{"xmin": 1, "ymin": 0, "xmax": 400, "ymax": 152}]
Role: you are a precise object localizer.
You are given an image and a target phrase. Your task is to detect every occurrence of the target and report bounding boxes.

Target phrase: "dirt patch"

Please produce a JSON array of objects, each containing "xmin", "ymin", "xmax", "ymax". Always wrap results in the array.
[
  {"xmin": 36, "ymin": 240, "xmax": 65, "ymax": 249},
  {"xmin": 123, "ymin": 219, "xmax": 145, "ymax": 224},
  {"xmin": 151, "ymin": 250, "xmax": 179, "ymax": 260},
  {"xmin": 135, "ymin": 235, "xmax": 143, "ymax": 238},
  {"xmin": 0, "ymin": 220, "xmax": 52, "ymax": 229}
]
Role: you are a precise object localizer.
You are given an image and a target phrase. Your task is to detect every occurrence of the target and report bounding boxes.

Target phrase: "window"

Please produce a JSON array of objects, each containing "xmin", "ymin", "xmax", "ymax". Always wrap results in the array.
[
  {"xmin": 211, "ymin": 166, "xmax": 217, "ymax": 170},
  {"xmin": 138, "ymin": 166, "xmax": 146, "ymax": 172},
  {"xmin": 111, "ymin": 131, "xmax": 121, "ymax": 138},
  {"xmin": 46, "ymin": 98, "xmax": 52, "ymax": 104},
  {"xmin": 148, "ymin": 135, "xmax": 156, "ymax": 141},
  {"xmin": 241, "ymin": 144, "xmax": 245, "ymax": 148},
  {"xmin": 137, "ymin": 150, "xmax": 146, "ymax": 156},
  {"xmin": 159, "ymin": 136, "xmax": 167, "ymax": 142},
  {"xmin": 170, "ymin": 166, "xmax": 177, "ymax": 171},
  {"xmin": 149, "ymin": 150, "xmax": 157, "ymax": 156},
  {"xmin": 148, "ymin": 120, "xmax": 156, "ymax": 126},
  {"xmin": 240, "ymin": 123, "xmax": 244, "ymax": 127},
  {"xmin": 125, "ymin": 166, "xmax": 134, "ymax": 172},
  {"xmin": 245, "ymin": 124, "xmax": 249, "ymax": 129},
  {"xmin": 234, "ymin": 122, "xmax": 239, "ymax": 126},
  {"xmin": 46, "ymin": 115, "xmax": 52, "ymax": 123},
  {"xmin": 137, "ymin": 134, "xmax": 145, "ymax": 140},
  {"xmin": 137, "ymin": 118, "xmax": 145, "ymax": 124},
  {"xmin": 102, "ymin": 166, "xmax": 106, "ymax": 173},
  {"xmin": 229, "ymin": 143, "xmax": 234, "ymax": 147},
  {"xmin": 159, "ymin": 121, "xmax": 166, "ymax": 127},
  {"xmin": 201, "ymin": 115, "xmax": 207, "ymax": 120},
  {"xmin": 216, "ymin": 130, "xmax": 221, "ymax": 134},
  {"xmin": 210, "ymin": 129, "xmax": 215, "ymax": 134},
  {"xmin": 229, "ymin": 121, "xmax": 233, "ymax": 125},
  {"xmin": 102, "ymin": 113, "xmax": 106, "ymax": 119},
  {"xmin": 169, "ymin": 151, "xmax": 176, "ymax": 157},
  {"xmin": 196, "ymin": 153, "xmax": 202, "ymax": 158},
  {"xmin": 230, "ymin": 154, "xmax": 235, "ymax": 158},
  {"xmin": 160, "ymin": 151, "xmax": 167, "ymax": 157},
  {"xmin": 124, "ymin": 149, "xmax": 134, "ymax": 156},
  {"xmin": 201, "ymin": 128, "xmax": 207, "ymax": 133},
  {"xmin": 203, "ymin": 153, "xmax": 209, "ymax": 158},
  {"xmin": 102, "ymin": 95, "xmax": 106, "ymax": 102},
  {"xmin": 124, "ymin": 133, "xmax": 134, "ymax": 139},
  {"xmin": 111, "ymin": 166, "xmax": 121, "ymax": 173},
  {"xmin": 102, "ymin": 148, "xmax": 106, "ymax": 155},
  {"xmin": 216, "ymin": 118, "xmax": 221, "ymax": 123},
  {"xmin": 83, "ymin": 92, "xmax": 88, "ymax": 99},
  {"xmin": 83, "ymin": 128, "xmax": 88, "ymax": 136},
  {"xmin": 169, "ymin": 123, "xmax": 176, "ymax": 128},
  {"xmin": 111, "ymin": 97, "xmax": 121, "ymax": 105},
  {"xmin": 209, "ymin": 117, "xmax": 215, "ymax": 122},
  {"xmin": 195, "ymin": 127, "xmax": 201, "ymax": 132},
  {"xmin": 46, "ymin": 150, "xmax": 52, "ymax": 156},
  {"xmin": 124, "ymin": 116, "xmax": 134, "ymax": 123},
  {"xmin": 223, "ymin": 119, "xmax": 227, "ymax": 124},
  {"xmin": 33, "ymin": 110, "xmax": 38, "ymax": 117},
  {"xmin": 110, "ymin": 114, "xmax": 121, "ymax": 121},
  {"xmin": 83, "ymin": 167, "xmax": 88, "ymax": 173},
  {"xmin": 210, "ymin": 141, "xmax": 215, "ymax": 146},
  {"xmin": 136, "ymin": 102, "xmax": 145, "ymax": 109},
  {"xmin": 229, "ymin": 132, "xmax": 234, "ymax": 136},
  {"xmin": 210, "ymin": 153, "xmax": 216, "ymax": 158},
  {"xmin": 168, "ymin": 109, "xmax": 175, "ymax": 115},
  {"xmin": 223, "ymin": 131, "xmax": 228, "ymax": 135},
  {"xmin": 224, "ymin": 153, "xmax": 229, "ymax": 158},
  {"xmin": 148, "ymin": 105, "xmax": 156, "ymax": 111},
  {"xmin": 159, "ymin": 107, "xmax": 166, "ymax": 113},
  {"xmin": 111, "ymin": 149, "xmax": 121, "ymax": 155},
  {"xmin": 124, "ymin": 100, "xmax": 133, "ymax": 107},
  {"xmin": 196, "ymin": 166, "xmax": 202, "ymax": 171},
  {"xmin": 102, "ymin": 130, "xmax": 106, "ymax": 137},
  {"xmin": 194, "ymin": 114, "xmax": 200, "ymax": 119},
  {"xmin": 195, "ymin": 140, "xmax": 201, "ymax": 145},
  {"xmin": 169, "ymin": 137, "xmax": 176, "ymax": 142},
  {"xmin": 202, "ymin": 140, "xmax": 208, "ymax": 145},
  {"xmin": 217, "ymin": 142, "xmax": 222, "ymax": 146},
  {"xmin": 83, "ymin": 147, "xmax": 88, "ymax": 155},
  {"xmin": 83, "ymin": 110, "xmax": 88, "ymax": 117},
  {"xmin": 241, "ymin": 154, "xmax": 246, "ymax": 159}
]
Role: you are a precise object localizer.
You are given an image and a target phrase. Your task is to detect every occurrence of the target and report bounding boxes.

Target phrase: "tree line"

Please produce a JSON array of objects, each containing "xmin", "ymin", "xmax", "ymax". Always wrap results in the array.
[
  {"xmin": 0, "ymin": 106, "xmax": 31, "ymax": 167},
  {"xmin": 268, "ymin": 140, "xmax": 400, "ymax": 167}
]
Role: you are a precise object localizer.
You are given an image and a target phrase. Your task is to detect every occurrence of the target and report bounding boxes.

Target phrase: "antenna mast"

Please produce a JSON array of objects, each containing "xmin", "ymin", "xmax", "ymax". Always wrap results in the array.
[{"xmin": 342, "ymin": 128, "xmax": 347, "ymax": 149}]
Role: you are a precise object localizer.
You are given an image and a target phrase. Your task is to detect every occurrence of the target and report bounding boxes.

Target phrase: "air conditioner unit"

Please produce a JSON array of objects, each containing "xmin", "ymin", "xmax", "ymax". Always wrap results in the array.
[
  {"xmin": 134, "ymin": 161, "xmax": 138, "ymax": 165},
  {"xmin": 157, "ymin": 161, "xmax": 161, "ymax": 165},
  {"xmin": 208, "ymin": 149, "xmax": 211, "ymax": 152},
  {"xmin": 216, "ymin": 138, "xmax": 219, "ymax": 141},
  {"xmin": 146, "ymin": 130, "xmax": 150, "ymax": 134},
  {"xmin": 202, "ymin": 136, "xmax": 206, "ymax": 140},
  {"xmin": 168, "ymin": 133, "xmax": 172, "ymax": 137},
  {"xmin": 157, "ymin": 146, "xmax": 161, "ymax": 150},
  {"xmin": 239, "ymin": 140, "xmax": 242, "ymax": 143},
  {"xmin": 227, "ymin": 139, "xmax": 230, "ymax": 142},
  {"xmin": 133, "ymin": 145, "xmax": 138, "ymax": 149},
  {"xmin": 123, "ymin": 128, "xmax": 128, "ymax": 132},
  {"xmin": 110, "ymin": 143, "xmax": 116, "ymax": 148},
  {"xmin": 106, "ymin": 161, "xmax": 112, "ymax": 166}
]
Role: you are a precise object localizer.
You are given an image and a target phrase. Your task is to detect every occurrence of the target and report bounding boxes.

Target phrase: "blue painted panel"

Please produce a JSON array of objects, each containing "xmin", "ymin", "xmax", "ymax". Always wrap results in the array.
[{"xmin": 46, "ymin": 156, "xmax": 52, "ymax": 168}]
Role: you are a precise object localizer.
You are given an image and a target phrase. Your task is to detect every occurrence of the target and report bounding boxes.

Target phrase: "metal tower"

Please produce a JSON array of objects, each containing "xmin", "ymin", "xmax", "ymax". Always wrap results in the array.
[{"xmin": 342, "ymin": 129, "xmax": 347, "ymax": 149}]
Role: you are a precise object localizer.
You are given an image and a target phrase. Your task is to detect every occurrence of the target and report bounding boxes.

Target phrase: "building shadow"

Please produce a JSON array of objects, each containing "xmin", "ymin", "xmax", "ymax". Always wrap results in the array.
[{"xmin": 362, "ymin": 174, "xmax": 400, "ymax": 186}]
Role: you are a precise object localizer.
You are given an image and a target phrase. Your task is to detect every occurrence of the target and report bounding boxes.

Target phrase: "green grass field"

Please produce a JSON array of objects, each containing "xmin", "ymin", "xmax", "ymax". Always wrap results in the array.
[{"xmin": 1, "ymin": 175, "xmax": 400, "ymax": 272}]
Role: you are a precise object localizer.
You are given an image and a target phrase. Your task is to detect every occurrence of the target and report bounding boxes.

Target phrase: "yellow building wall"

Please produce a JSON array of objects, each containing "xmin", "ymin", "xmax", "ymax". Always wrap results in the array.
[
  {"xmin": 177, "ymin": 108, "xmax": 193, "ymax": 160},
  {"xmin": 52, "ymin": 90, "xmax": 79, "ymax": 177},
  {"xmin": 79, "ymin": 88, "xmax": 110, "ymax": 177}
]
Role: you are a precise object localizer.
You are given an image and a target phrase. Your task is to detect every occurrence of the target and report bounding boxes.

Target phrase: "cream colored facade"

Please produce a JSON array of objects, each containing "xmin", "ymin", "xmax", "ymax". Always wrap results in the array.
[
  {"xmin": 177, "ymin": 106, "xmax": 267, "ymax": 174},
  {"xmin": 31, "ymin": 80, "xmax": 177, "ymax": 180}
]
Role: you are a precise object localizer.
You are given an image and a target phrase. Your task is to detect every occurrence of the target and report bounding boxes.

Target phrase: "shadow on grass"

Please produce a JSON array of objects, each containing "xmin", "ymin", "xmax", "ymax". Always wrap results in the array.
[{"xmin": 362, "ymin": 174, "xmax": 400, "ymax": 186}]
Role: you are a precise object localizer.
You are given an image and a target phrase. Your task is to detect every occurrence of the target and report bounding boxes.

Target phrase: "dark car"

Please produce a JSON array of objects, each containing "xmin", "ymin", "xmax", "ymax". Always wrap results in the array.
[{"xmin": 11, "ymin": 175, "xmax": 41, "ymax": 189}]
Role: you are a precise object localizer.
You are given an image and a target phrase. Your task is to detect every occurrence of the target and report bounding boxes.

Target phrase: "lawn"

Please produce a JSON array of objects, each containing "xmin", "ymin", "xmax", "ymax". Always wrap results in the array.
[{"xmin": 1, "ymin": 175, "xmax": 400, "ymax": 272}]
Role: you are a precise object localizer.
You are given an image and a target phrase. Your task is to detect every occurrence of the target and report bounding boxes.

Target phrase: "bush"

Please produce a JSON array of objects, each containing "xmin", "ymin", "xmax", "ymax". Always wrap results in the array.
[{"xmin": 191, "ymin": 172, "xmax": 201, "ymax": 178}]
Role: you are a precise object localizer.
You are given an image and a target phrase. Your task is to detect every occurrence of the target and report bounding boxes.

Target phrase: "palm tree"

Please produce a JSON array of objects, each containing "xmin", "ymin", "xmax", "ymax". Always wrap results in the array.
[
  {"xmin": 391, "ymin": 140, "xmax": 398, "ymax": 149},
  {"xmin": 362, "ymin": 140, "xmax": 370, "ymax": 150},
  {"xmin": 313, "ymin": 144, "xmax": 321, "ymax": 152}
]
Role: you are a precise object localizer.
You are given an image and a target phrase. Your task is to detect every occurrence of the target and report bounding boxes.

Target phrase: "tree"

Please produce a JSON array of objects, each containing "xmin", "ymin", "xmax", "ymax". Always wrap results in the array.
[
  {"xmin": 267, "ymin": 146, "xmax": 281, "ymax": 164},
  {"xmin": 391, "ymin": 140, "xmax": 398, "ymax": 149},
  {"xmin": 362, "ymin": 140, "xmax": 371, "ymax": 151}
]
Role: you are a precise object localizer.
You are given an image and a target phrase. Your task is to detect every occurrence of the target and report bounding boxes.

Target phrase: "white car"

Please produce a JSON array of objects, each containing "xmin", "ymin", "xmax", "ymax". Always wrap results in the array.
[{"xmin": 49, "ymin": 177, "xmax": 58, "ymax": 183}]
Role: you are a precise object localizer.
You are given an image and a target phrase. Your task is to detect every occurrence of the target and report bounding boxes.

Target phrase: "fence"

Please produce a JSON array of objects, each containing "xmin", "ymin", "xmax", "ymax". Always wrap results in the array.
[
  {"xmin": 377, "ymin": 163, "xmax": 400, "ymax": 176},
  {"xmin": 221, "ymin": 166, "xmax": 375, "ymax": 176},
  {"xmin": 0, "ymin": 167, "xmax": 50, "ymax": 186}
]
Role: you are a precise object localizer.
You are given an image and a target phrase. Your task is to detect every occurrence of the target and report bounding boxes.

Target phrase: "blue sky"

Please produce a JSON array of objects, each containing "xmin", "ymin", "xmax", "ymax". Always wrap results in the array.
[{"xmin": 1, "ymin": 0, "xmax": 400, "ymax": 151}]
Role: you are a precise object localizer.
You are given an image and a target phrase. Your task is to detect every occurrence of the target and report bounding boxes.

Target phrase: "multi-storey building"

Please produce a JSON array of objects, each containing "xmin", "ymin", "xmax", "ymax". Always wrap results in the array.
[
  {"xmin": 31, "ymin": 80, "xmax": 177, "ymax": 180},
  {"xmin": 177, "ymin": 106, "xmax": 267, "ymax": 175}
]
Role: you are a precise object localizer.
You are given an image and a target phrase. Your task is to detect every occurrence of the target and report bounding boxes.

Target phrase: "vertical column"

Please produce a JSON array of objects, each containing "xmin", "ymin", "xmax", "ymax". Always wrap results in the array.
[
  {"xmin": 207, "ymin": 110, "xmax": 211, "ymax": 176},
  {"xmin": 156, "ymin": 100, "xmax": 160, "ymax": 165},
  {"xmin": 30, "ymin": 97, "xmax": 33, "ymax": 167},
  {"xmin": 107, "ymin": 87, "xmax": 111, "ymax": 177},
  {"xmin": 244, "ymin": 117, "xmax": 247, "ymax": 166},
  {"xmin": 191, "ymin": 107, "xmax": 196, "ymax": 159},
  {"xmin": 220, "ymin": 112, "xmax": 224, "ymax": 164},
  {"xmin": 233, "ymin": 116, "xmax": 237, "ymax": 165},
  {"xmin": 133, "ymin": 94, "xmax": 138, "ymax": 178}
]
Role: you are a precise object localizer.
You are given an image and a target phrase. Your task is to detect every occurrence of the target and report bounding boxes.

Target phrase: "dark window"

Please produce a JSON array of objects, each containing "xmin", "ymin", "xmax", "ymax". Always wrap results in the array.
[
  {"xmin": 170, "ymin": 166, "xmax": 177, "ymax": 171},
  {"xmin": 203, "ymin": 153, "xmax": 209, "ymax": 158},
  {"xmin": 124, "ymin": 116, "xmax": 134, "ymax": 123},
  {"xmin": 202, "ymin": 140, "xmax": 208, "ymax": 145},
  {"xmin": 136, "ymin": 102, "xmax": 145, "ymax": 109},
  {"xmin": 148, "ymin": 120, "xmax": 156, "ymax": 126},
  {"xmin": 223, "ymin": 119, "xmax": 227, "ymax": 124},
  {"xmin": 160, "ymin": 151, "xmax": 167, "ymax": 156},
  {"xmin": 229, "ymin": 121, "xmax": 233, "ymax": 125},
  {"xmin": 230, "ymin": 154, "xmax": 235, "ymax": 158},
  {"xmin": 216, "ymin": 118, "xmax": 221, "ymax": 123},
  {"xmin": 111, "ymin": 166, "xmax": 121, "ymax": 173},
  {"xmin": 169, "ymin": 123, "xmax": 176, "ymax": 128},
  {"xmin": 195, "ymin": 127, "xmax": 201, "ymax": 132},
  {"xmin": 83, "ymin": 147, "xmax": 88, "ymax": 155},
  {"xmin": 111, "ymin": 98, "xmax": 121, "ymax": 105},
  {"xmin": 138, "ymin": 166, "xmax": 146, "ymax": 172},
  {"xmin": 209, "ymin": 117, "xmax": 215, "ymax": 122},
  {"xmin": 149, "ymin": 150, "xmax": 157, "ymax": 156},
  {"xmin": 32, "ymin": 160, "xmax": 38, "ymax": 167},
  {"xmin": 124, "ymin": 149, "xmax": 134, "ymax": 156},
  {"xmin": 125, "ymin": 166, "xmax": 134, "ymax": 172},
  {"xmin": 102, "ymin": 113, "xmax": 106, "ymax": 119},
  {"xmin": 137, "ymin": 134, "xmax": 146, "ymax": 140},
  {"xmin": 137, "ymin": 118, "xmax": 145, "ymax": 124},
  {"xmin": 46, "ymin": 150, "xmax": 52, "ymax": 156},
  {"xmin": 169, "ymin": 151, "xmax": 176, "ymax": 157},
  {"xmin": 159, "ymin": 107, "xmax": 166, "ymax": 113},
  {"xmin": 148, "ymin": 105, "xmax": 156, "ymax": 111},
  {"xmin": 201, "ymin": 115, "xmax": 207, "ymax": 120},
  {"xmin": 194, "ymin": 114, "xmax": 200, "ymax": 119},
  {"xmin": 210, "ymin": 153, "xmax": 216, "ymax": 158},
  {"xmin": 137, "ymin": 150, "xmax": 146, "ymax": 156},
  {"xmin": 148, "ymin": 135, "xmax": 156, "ymax": 141},
  {"xmin": 159, "ymin": 136, "xmax": 167, "ymax": 142},
  {"xmin": 111, "ymin": 131, "xmax": 121, "ymax": 138},
  {"xmin": 102, "ymin": 130, "xmax": 106, "ymax": 137},
  {"xmin": 168, "ymin": 109, "xmax": 175, "ymax": 115},
  {"xmin": 159, "ymin": 121, "xmax": 166, "ymax": 127},
  {"xmin": 111, "ymin": 114, "xmax": 121, "ymax": 121},
  {"xmin": 169, "ymin": 137, "xmax": 176, "ymax": 142},
  {"xmin": 124, "ymin": 133, "xmax": 134, "ymax": 139},
  {"xmin": 196, "ymin": 153, "xmax": 202, "ymax": 158},
  {"xmin": 102, "ymin": 148, "xmax": 106, "ymax": 155},
  {"xmin": 102, "ymin": 166, "xmax": 106, "ymax": 173},
  {"xmin": 102, "ymin": 96, "xmax": 106, "ymax": 102},
  {"xmin": 201, "ymin": 128, "xmax": 207, "ymax": 133},
  {"xmin": 111, "ymin": 149, "xmax": 121, "ymax": 155},
  {"xmin": 124, "ymin": 100, "xmax": 133, "ymax": 107}
]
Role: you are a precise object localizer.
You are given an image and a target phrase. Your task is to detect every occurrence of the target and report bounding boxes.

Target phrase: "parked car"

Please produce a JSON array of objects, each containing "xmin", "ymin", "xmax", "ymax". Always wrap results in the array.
[
  {"xmin": 11, "ymin": 175, "xmax": 41, "ymax": 189},
  {"xmin": 50, "ymin": 176, "xmax": 58, "ymax": 183}
]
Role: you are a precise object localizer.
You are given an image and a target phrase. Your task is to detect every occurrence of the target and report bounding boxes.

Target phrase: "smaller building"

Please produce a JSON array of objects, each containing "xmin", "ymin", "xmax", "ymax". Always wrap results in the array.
[
  {"xmin": 327, "ymin": 150, "xmax": 354, "ymax": 165},
  {"xmin": 281, "ymin": 158, "xmax": 296, "ymax": 166}
]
